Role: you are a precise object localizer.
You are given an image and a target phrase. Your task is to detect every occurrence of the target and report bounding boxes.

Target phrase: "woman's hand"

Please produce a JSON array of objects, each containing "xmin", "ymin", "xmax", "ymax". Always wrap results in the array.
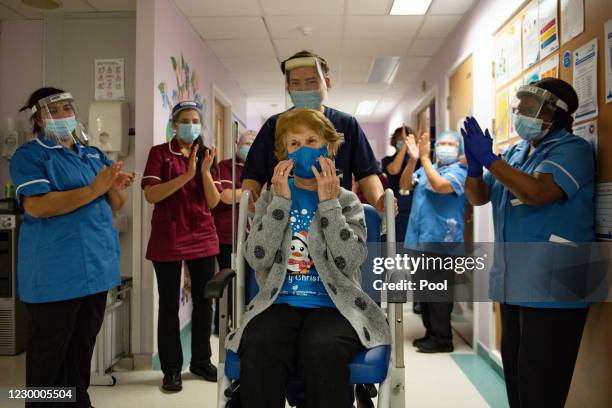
[
  {"xmin": 201, "ymin": 146, "xmax": 216, "ymax": 174},
  {"xmin": 313, "ymin": 157, "xmax": 340, "ymax": 202},
  {"xmin": 91, "ymin": 163, "xmax": 120, "ymax": 196},
  {"xmin": 108, "ymin": 162, "xmax": 135, "ymax": 191},
  {"xmin": 406, "ymin": 133, "xmax": 419, "ymax": 158},
  {"xmin": 272, "ymin": 160, "xmax": 293, "ymax": 200},
  {"xmin": 186, "ymin": 145, "xmax": 200, "ymax": 179},
  {"xmin": 418, "ymin": 132, "xmax": 431, "ymax": 161}
]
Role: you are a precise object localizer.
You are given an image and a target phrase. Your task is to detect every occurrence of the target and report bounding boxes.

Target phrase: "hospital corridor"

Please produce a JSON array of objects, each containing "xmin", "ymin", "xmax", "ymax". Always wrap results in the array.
[{"xmin": 0, "ymin": 0, "xmax": 610, "ymax": 407}]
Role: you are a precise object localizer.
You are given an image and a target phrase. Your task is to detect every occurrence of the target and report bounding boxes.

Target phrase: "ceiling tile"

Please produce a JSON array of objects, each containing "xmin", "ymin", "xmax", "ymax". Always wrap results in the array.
[
  {"xmin": 399, "ymin": 56, "xmax": 430, "ymax": 71},
  {"xmin": 343, "ymin": 39, "xmax": 408, "ymax": 57},
  {"xmin": 260, "ymin": 0, "xmax": 344, "ymax": 16},
  {"xmin": 345, "ymin": 16, "xmax": 423, "ymax": 39},
  {"xmin": 234, "ymin": 71, "xmax": 285, "ymax": 83},
  {"xmin": 0, "ymin": 0, "xmax": 94, "ymax": 17},
  {"xmin": 418, "ymin": 15, "xmax": 462, "ymax": 38},
  {"xmin": 174, "ymin": 0, "xmax": 260, "ymax": 16},
  {"xmin": 339, "ymin": 57, "xmax": 374, "ymax": 72},
  {"xmin": 428, "ymin": 0, "xmax": 475, "ymax": 15},
  {"xmin": 346, "ymin": 0, "xmax": 392, "ymax": 15},
  {"xmin": 189, "ymin": 16, "xmax": 268, "ymax": 39},
  {"xmin": 407, "ymin": 38, "xmax": 445, "ymax": 56},
  {"xmin": 220, "ymin": 57, "xmax": 280, "ymax": 73},
  {"xmin": 87, "ymin": 0, "xmax": 135, "ymax": 11},
  {"xmin": 392, "ymin": 70, "xmax": 419, "ymax": 84},
  {"xmin": 206, "ymin": 39, "xmax": 276, "ymax": 57},
  {"xmin": 274, "ymin": 38, "xmax": 341, "ymax": 59},
  {"xmin": 339, "ymin": 70, "xmax": 369, "ymax": 83},
  {"xmin": 266, "ymin": 15, "xmax": 342, "ymax": 39}
]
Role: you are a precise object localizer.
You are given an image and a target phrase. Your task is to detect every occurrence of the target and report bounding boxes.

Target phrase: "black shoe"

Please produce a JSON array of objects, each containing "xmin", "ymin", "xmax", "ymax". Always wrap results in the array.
[
  {"xmin": 416, "ymin": 338, "xmax": 454, "ymax": 353},
  {"xmin": 190, "ymin": 362, "xmax": 218, "ymax": 382},
  {"xmin": 412, "ymin": 336, "xmax": 429, "ymax": 347},
  {"xmin": 162, "ymin": 371, "xmax": 182, "ymax": 392}
]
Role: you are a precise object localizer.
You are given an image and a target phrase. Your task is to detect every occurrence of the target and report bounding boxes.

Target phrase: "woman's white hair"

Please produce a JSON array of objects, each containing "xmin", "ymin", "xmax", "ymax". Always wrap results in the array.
[{"xmin": 238, "ymin": 130, "xmax": 257, "ymax": 145}]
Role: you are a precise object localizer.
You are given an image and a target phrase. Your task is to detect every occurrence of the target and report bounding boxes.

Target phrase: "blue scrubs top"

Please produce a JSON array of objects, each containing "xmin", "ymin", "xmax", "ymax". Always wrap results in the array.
[
  {"xmin": 9, "ymin": 135, "xmax": 120, "ymax": 303},
  {"xmin": 241, "ymin": 106, "xmax": 380, "ymax": 190},
  {"xmin": 484, "ymin": 128, "xmax": 596, "ymax": 308},
  {"xmin": 404, "ymin": 162, "xmax": 468, "ymax": 253}
]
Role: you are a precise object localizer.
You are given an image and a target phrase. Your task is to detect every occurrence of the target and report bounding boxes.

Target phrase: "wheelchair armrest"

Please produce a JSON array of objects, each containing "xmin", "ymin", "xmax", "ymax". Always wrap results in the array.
[{"xmin": 204, "ymin": 268, "xmax": 236, "ymax": 300}]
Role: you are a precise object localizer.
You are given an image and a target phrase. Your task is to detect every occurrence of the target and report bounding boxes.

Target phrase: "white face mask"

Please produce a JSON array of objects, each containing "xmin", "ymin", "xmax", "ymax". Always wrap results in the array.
[{"xmin": 435, "ymin": 145, "xmax": 459, "ymax": 165}]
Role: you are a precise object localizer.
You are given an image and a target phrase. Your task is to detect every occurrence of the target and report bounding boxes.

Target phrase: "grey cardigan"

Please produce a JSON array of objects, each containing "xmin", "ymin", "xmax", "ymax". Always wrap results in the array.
[{"xmin": 225, "ymin": 187, "xmax": 392, "ymax": 353}]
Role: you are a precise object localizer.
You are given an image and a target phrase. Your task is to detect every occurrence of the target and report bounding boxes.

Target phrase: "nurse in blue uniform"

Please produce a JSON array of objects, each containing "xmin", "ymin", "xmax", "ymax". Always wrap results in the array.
[
  {"xmin": 9, "ymin": 88, "xmax": 134, "ymax": 408},
  {"xmin": 463, "ymin": 78, "xmax": 595, "ymax": 408}
]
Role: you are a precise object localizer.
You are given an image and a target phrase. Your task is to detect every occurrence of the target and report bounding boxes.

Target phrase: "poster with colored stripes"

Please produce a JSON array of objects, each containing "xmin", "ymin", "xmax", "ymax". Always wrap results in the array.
[{"xmin": 539, "ymin": 0, "xmax": 559, "ymax": 59}]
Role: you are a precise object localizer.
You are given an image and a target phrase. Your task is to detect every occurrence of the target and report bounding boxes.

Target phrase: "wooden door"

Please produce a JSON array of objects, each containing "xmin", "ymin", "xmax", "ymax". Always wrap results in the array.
[{"xmin": 448, "ymin": 55, "xmax": 475, "ymax": 346}]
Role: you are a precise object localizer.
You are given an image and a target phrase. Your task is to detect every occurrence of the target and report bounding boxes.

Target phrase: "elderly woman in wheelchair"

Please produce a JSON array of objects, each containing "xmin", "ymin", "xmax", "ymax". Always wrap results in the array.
[{"xmin": 223, "ymin": 109, "xmax": 392, "ymax": 408}]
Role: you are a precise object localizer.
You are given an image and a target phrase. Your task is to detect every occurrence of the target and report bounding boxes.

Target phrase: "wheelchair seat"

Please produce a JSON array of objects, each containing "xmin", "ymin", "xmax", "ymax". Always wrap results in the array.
[{"xmin": 225, "ymin": 345, "xmax": 390, "ymax": 384}]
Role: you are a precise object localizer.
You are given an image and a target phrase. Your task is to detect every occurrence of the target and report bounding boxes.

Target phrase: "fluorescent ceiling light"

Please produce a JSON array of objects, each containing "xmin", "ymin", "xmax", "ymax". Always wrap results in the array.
[
  {"xmin": 368, "ymin": 56, "xmax": 401, "ymax": 84},
  {"xmin": 356, "ymin": 100, "xmax": 378, "ymax": 116},
  {"xmin": 390, "ymin": 0, "xmax": 432, "ymax": 15}
]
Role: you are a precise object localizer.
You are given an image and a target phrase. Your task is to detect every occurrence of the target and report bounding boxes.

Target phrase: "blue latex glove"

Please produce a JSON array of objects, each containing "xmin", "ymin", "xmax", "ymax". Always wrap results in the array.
[
  {"xmin": 464, "ymin": 117, "xmax": 499, "ymax": 169},
  {"xmin": 460, "ymin": 124, "xmax": 483, "ymax": 177}
]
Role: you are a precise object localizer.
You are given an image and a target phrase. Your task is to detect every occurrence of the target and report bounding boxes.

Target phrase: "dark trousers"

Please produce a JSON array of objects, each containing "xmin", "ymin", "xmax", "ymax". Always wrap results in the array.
[
  {"xmin": 214, "ymin": 243, "xmax": 233, "ymax": 331},
  {"xmin": 25, "ymin": 291, "xmax": 108, "ymax": 408},
  {"xmin": 238, "ymin": 304, "xmax": 362, "ymax": 408},
  {"xmin": 153, "ymin": 256, "xmax": 215, "ymax": 373},
  {"xmin": 413, "ymin": 251, "xmax": 455, "ymax": 344},
  {"xmin": 500, "ymin": 304, "xmax": 589, "ymax": 408}
]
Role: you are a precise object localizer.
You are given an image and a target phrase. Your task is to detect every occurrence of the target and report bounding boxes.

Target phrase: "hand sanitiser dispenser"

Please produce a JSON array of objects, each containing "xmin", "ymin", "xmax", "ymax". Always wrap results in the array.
[{"xmin": 89, "ymin": 101, "xmax": 129, "ymax": 162}]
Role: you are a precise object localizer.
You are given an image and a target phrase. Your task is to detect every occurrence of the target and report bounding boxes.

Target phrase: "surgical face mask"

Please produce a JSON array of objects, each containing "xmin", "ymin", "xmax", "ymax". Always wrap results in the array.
[
  {"xmin": 290, "ymin": 90, "xmax": 322, "ymax": 110},
  {"xmin": 177, "ymin": 123, "xmax": 201, "ymax": 143},
  {"xmin": 44, "ymin": 116, "xmax": 77, "ymax": 140},
  {"xmin": 287, "ymin": 144, "xmax": 328, "ymax": 179},
  {"xmin": 436, "ymin": 145, "xmax": 459, "ymax": 166},
  {"xmin": 238, "ymin": 145, "xmax": 250, "ymax": 161},
  {"xmin": 396, "ymin": 141, "xmax": 404, "ymax": 150},
  {"xmin": 513, "ymin": 113, "xmax": 548, "ymax": 142}
]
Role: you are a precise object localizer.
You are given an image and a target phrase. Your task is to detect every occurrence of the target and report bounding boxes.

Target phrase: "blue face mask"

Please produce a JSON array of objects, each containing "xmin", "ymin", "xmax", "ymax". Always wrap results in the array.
[
  {"xmin": 435, "ymin": 145, "xmax": 459, "ymax": 165},
  {"xmin": 45, "ymin": 116, "xmax": 77, "ymax": 140},
  {"xmin": 290, "ymin": 90, "xmax": 322, "ymax": 109},
  {"xmin": 287, "ymin": 145, "xmax": 328, "ymax": 179},
  {"xmin": 513, "ymin": 113, "xmax": 547, "ymax": 142},
  {"xmin": 396, "ymin": 141, "xmax": 404, "ymax": 150},
  {"xmin": 238, "ymin": 145, "xmax": 250, "ymax": 161},
  {"xmin": 177, "ymin": 123, "xmax": 201, "ymax": 143}
]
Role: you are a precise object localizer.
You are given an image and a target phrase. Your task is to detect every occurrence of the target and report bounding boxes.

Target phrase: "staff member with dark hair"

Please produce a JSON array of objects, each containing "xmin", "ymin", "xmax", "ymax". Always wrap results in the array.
[
  {"xmin": 463, "ymin": 78, "xmax": 595, "ymax": 408},
  {"xmin": 10, "ymin": 87, "xmax": 134, "ymax": 408},
  {"xmin": 142, "ymin": 101, "xmax": 220, "ymax": 391},
  {"xmin": 241, "ymin": 50, "xmax": 391, "ymax": 214}
]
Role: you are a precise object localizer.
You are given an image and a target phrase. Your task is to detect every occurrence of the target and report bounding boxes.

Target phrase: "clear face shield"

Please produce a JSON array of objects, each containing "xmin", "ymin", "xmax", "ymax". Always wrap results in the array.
[
  {"xmin": 32, "ymin": 92, "xmax": 89, "ymax": 145},
  {"xmin": 509, "ymin": 85, "xmax": 568, "ymax": 141},
  {"xmin": 284, "ymin": 56, "xmax": 328, "ymax": 109}
]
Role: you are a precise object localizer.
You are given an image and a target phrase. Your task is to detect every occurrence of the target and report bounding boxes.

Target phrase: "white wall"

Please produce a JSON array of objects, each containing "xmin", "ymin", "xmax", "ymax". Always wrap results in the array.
[
  {"xmin": 43, "ymin": 13, "xmax": 137, "ymax": 281},
  {"xmin": 384, "ymin": 0, "xmax": 526, "ymax": 353}
]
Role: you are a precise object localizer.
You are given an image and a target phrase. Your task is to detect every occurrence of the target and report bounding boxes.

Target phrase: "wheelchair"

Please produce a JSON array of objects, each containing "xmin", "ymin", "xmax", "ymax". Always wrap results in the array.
[{"xmin": 205, "ymin": 188, "xmax": 407, "ymax": 408}]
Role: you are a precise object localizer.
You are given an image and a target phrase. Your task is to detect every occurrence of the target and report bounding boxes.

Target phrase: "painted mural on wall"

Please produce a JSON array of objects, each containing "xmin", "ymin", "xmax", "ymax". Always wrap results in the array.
[{"xmin": 158, "ymin": 54, "xmax": 208, "ymax": 142}]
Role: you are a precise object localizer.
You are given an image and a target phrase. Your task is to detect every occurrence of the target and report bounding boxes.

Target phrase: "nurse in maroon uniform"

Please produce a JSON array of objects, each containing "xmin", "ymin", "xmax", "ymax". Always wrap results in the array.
[{"xmin": 142, "ymin": 101, "xmax": 220, "ymax": 392}]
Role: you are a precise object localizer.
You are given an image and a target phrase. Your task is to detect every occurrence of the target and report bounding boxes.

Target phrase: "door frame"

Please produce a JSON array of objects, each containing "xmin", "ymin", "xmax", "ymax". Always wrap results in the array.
[
  {"xmin": 211, "ymin": 84, "xmax": 234, "ymax": 160},
  {"xmin": 409, "ymin": 85, "xmax": 438, "ymax": 136}
]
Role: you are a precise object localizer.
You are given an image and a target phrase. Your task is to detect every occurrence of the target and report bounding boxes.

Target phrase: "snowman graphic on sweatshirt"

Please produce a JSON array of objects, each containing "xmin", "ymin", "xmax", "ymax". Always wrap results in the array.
[{"xmin": 275, "ymin": 180, "xmax": 335, "ymax": 308}]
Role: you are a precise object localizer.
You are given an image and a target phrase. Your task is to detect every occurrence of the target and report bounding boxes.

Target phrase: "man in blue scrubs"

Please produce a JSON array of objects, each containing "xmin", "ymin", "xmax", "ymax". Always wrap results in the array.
[
  {"xmin": 463, "ymin": 78, "xmax": 595, "ymax": 407},
  {"xmin": 10, "ymin": 88, "xmax": 134, "ymax": 408},
  {"xmin": 241, "ymin": 50, "xmax": 388, "ymax": 213}
]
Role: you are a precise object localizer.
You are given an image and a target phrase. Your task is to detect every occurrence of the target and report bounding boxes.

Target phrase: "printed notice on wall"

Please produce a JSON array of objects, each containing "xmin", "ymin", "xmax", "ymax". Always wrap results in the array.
[
  {"xmin": 540, "ymin": 54, "xmax": 559, "ymax": 79},
  {"xmin": 560, "ymin": 0, "xmax": 584, "ymax": 45},
  {"xmin": 573, "ymin": 38, "xmax": 598, "ymax": 121},
  {"xmin": 95, "ymin": 58, "xmax": 125, "ymax": 101},
  {"xmin": 605, "ymin": 19, "xmax": 612, "ymax": 104},
  {"xmin": 539, "ymin": 0, "xmax": 559, "ymax": 59},
  {"xmin": 523, "ymin": 3, "xmax": 540, "ymax": 70},
  {"xmin": 595, "ymin": 182, "xmax": 612, "ymax": 241}
]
